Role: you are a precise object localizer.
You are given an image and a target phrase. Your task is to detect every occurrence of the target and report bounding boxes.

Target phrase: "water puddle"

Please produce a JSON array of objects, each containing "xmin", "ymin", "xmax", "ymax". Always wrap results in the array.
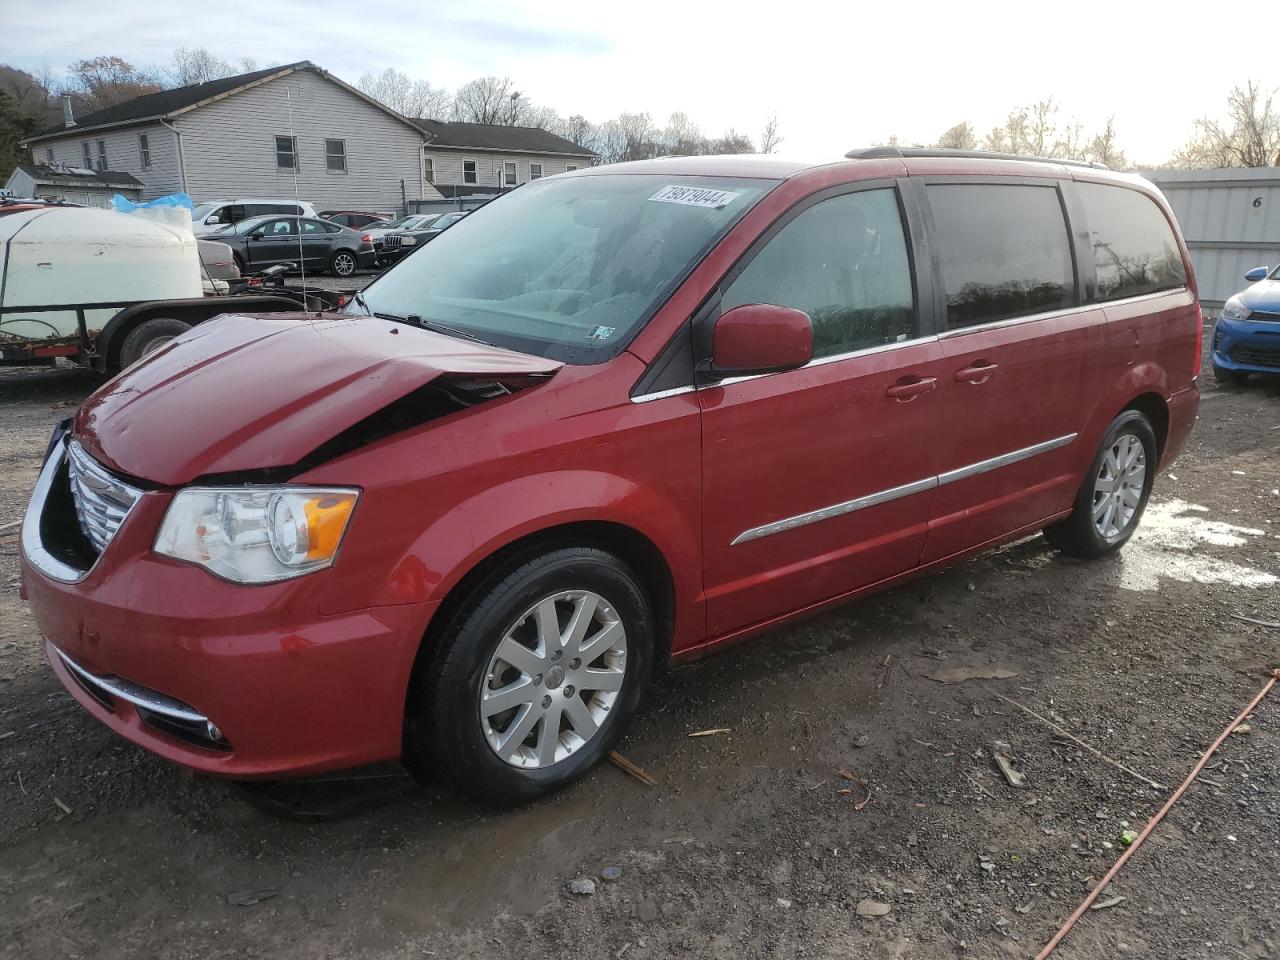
[{"xmin": 1118, "ymin": 499, "xmax": 1277, "ymax": 592}]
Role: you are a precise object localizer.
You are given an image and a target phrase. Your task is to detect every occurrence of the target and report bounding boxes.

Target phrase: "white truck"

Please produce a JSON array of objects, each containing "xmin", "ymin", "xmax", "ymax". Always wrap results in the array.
[{"xmin": 0, "ymin": 204, "xmax": 315, "ymax": 373}]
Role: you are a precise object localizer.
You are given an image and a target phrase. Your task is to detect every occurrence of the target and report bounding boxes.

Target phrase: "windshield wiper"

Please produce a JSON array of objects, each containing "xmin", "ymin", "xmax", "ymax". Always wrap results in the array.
[
  {"xmin": 351, "ymin": 289, "xmax": 374, "ymax": 316},
  {"xmin": 413, "ymin": 317, "xmax": 492, "ymax": 346}
]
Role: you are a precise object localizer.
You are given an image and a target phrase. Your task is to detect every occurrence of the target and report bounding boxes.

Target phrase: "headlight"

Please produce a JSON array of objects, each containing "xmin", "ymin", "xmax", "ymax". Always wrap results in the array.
[
  {"xmin": 155, "ymin": 486, "xmax": 359, "ymax": 584},
  {"xmin": 1220, "ymin": 297, "xmax": 1250, "ymax": 321},
  {"xmin": 400, "ymin": 236, "xmax": 417, "ymax": 246}
]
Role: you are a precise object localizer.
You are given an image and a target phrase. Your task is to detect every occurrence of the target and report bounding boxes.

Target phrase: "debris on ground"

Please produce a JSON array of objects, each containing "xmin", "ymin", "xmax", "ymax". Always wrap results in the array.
[
  {"xmin": 1120, "ymin": 829, "xmax": 1139, "ymax": 846},
  {"xmin": 991, "ymin": 740, "xmax": 1028, "ymax": 789},
  {"xmin": 1090, "ymin": 895, "xmax": 1126, "ymax": 911},
  {"xmin": 608, "ymin": 751, "xmax": 657, "ymax": 786},
  {"xmin": 601, "ymin": 865, "xmax": 622, "ymax": 883},
  {"xmin": 568, "ymin": 878, "xmax": 596, "ymax": 896},
  {"xmin": 1231, "ymin": 723, "xmax": 1253, "ymax": 735},
  {"xmin": 227, "ymin": 889, "xmax": 279, "ymax": 906},
  {"xmin": 1231, "ymin": 614, "xmax": 1280, "ymax": 629},
  {"xmin": 855, "ymin": 899, "xmax": 891, "ymax": 917},
  {"xmin": 53, "ymin": 797, "xmax": 71, "ymax": 815},
  {"xmin": 925, "ymin": 665, "xmax": 1018, "ymax": 684},
  {"xmin": 837, "ymin": 771, "xmax": 872, "ymax": 810},
  {"xmin": 687, "ymin": 728, "xmax": 731, "ymax": 737},
  {"xmin": 776, "ymin": 897, "xmax": 792, "ymax": 908}
]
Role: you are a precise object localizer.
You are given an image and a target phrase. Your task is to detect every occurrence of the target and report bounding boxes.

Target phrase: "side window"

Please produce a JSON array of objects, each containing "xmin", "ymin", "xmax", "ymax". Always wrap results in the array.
[
  {"xmin": 721, "ymin": 188, "xmax": 915, "ymax": 359},
  {"xmin": 928, "ymin": 184, "xmax": 1075, "ymax": 329},
  {"xmin": 223, "ymin": 205, "xmax": 246, "ymax": 224},
  {"xmin": 1076, "ymin": 182, "xmax": 1187, "ymax": 301}
]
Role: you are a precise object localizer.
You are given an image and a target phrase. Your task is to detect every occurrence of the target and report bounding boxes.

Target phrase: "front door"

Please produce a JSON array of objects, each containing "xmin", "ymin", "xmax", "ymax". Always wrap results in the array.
[
  {"xmin": 918, "ymin": 180, "xmax": 1098, "ymax": 562},
  {"xmin": 246, "ymin": 217, "xmax": 301, "ymax": 268},
  {"xmin": 699, "ymin": 184, "xmax": 945, "ymax": 639}
]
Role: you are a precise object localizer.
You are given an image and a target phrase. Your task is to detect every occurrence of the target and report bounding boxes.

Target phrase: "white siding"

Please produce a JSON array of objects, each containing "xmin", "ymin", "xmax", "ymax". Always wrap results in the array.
[
  {"xmin": 423, "ymin": 150, "xmax": 591, "ymax": 190},
  {"xmin": 176, "ymin": 71, "xmax": 426, "ymax": 212},
  {"xmin": 36, "ymin": 123, "xmax": 182, "ymax": 199}
]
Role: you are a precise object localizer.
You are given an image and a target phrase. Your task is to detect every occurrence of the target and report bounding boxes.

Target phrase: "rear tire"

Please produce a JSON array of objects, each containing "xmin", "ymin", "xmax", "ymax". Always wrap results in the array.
[
  {"xmin": 117, "ymin": 316, "xmax": 193, "ymax": 370},
  {"xmin": 329, "ymin": 249, "xmax": 358, "ymax": 277},
  {"xmin": 405, "ymin": 547, "xmax": 654, "ymax": 806},
  {"xmin": 1212, "ymin": 363, "xmax": 1248, "ymax": 385},
  {"xmin": 1043, "ymin": 410, "xmax": 1157, "ymax": 559}
]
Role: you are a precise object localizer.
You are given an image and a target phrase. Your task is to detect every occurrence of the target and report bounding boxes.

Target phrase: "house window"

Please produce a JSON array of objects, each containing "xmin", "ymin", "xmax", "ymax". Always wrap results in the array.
[
  {"xmin": 503, "ymin": 161, "xmax": 517, "ymax": 187},
  {"xmin": 462, "ymin": 160, "xmax": 477, "ymax": 184},
  {"xmin": 423, "ymin": 157, "xmax": 434, "ymax": 183},
  {"xmin": 529, "ymin": 162, "xmax": 543, "ymax": 180},
  {"xmin": 275, "ymin": 135, "xmax": 298, "ymax": 170},
  {"xmin": 97, "ymin": 140, "xmax": 108, "ymax": 170},
  {"xmin": 138, "ymin": 134, "xmax": 151, "ymax": 170},
  {"xmin": 45, "ymin": 148, "xmax": 54, "ymax": 162},
  {"xmin": 324, "ymin": 139, "xmax": 347, "ymax": 173},
  {"xmin": 566, "ymin": 165, "xmax": 578, "ymax": 172},
  {"xmin": 81, "ymin": 142, "xmax": 92, "ymax": 168}
]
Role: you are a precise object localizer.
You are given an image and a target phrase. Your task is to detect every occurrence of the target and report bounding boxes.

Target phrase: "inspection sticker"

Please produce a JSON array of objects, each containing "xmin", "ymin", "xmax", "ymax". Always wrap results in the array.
[{"xmin": 650, "ymin": 185, "xmax": 740, "ymax": 209}]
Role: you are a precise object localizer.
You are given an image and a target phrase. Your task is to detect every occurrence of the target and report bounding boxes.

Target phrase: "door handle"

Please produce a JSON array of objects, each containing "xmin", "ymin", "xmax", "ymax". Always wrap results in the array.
[
  {"xmin": 885, "ymin": 376, "xmax": 938, "ymax": 400},
  {"xmin": 954, "ymin": 361, "xmax": 999, "ymax": 384}
]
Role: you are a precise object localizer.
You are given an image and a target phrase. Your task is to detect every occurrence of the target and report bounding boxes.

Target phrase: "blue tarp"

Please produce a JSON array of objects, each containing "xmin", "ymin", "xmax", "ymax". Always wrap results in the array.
[{"xmin": 110, "ymin": 192, "xmax": 195, "ymax": 212}]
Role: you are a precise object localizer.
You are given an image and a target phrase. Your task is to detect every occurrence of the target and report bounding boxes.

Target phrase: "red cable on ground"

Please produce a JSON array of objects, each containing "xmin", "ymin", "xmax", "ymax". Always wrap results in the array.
[{"xmin": 1036, "ymin": 668, "xmax": 1280, "ymax": 960}]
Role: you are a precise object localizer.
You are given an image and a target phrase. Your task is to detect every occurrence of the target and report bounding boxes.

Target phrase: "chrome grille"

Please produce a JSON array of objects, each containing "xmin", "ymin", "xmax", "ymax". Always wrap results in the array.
[{"xmin": 66, "ymin": 440, "xmax": 141, "ymax": 553}]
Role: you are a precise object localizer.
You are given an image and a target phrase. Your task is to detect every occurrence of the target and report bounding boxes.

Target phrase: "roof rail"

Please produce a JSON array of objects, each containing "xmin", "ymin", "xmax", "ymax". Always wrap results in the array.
[{"xmin": 845, "ymin": 146, "xmax": 1108, "ymax": 170}]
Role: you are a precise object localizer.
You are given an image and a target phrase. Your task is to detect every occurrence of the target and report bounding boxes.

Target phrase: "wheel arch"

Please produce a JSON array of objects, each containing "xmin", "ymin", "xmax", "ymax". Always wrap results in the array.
[{"xmin": 1122, "ymin": 391, "xmax": 1169, "ymax": 461}]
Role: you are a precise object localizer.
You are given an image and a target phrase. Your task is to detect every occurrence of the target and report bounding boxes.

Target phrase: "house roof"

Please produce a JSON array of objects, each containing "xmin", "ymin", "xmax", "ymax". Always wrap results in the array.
[
  {"xmin": 412, "ymin": 119, "xmax": 595, "ymax": 158},
  {"xmin": 14, "ymin": 163, "xmax": 144, "ymax": 190},
  {"xmin": 26, "ymin": 63, "xmax": 311, "ymax": 142}
]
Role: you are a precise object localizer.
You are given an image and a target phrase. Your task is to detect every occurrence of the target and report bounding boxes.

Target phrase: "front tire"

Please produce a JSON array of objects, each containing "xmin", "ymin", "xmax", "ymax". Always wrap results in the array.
[
  {"xmin": 117, "ymin": 316, "xmax": 193, "ymax": 370},
  {"xmin": 406, "ymin": 547, "xmax": 655, "ymax": 805},
  {"xmin": 1212, "ymin": 363, "xmax": 1249, "ymax": 385},
  {"xmin": 329, "ymin": 249, "xmax": 358, "ymax": 277},
  {"xmin": 1043, "ymin": 410, "xmax": 1157, "ymax": 559}
]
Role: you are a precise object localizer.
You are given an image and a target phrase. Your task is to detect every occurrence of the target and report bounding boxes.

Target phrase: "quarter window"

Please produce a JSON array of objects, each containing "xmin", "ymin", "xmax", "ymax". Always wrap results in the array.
[
  {"xmin": 324, "ymin": 138, "xmax": 347, "ymax": 173},
  {"xmin": 275, "ymin": 135, "xmax": 298, "ymax": 170},
  {"xmin": 504, "ymin": 161, "xmax": 517, "ymax": 186},
  {"xmin": 463, "ymin": 160, "xmax": 477, "ymax": 184},
  {"xmin": 1076, "ymin": 182, "xmax": 1187, "ymax": 301},
  {"xmin": 138, "ymin": 133, "xmax": 151, "ymax": 170},
  {"xmin": 928, "ymin": 184, "xmax": 1074, "ymax": 329},
  {"xmin": 722, "ymin": 188, "xmax": 916, "ymax": 359}
]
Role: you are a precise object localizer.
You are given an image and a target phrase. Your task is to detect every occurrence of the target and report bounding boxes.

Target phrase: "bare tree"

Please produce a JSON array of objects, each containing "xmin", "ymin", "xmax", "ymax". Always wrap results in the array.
[
  {"xmin": 167, "ymin": 47, "xmax": 238, "ymax": 86},
  {"xmin": 1087, "ymin": 117, "xmax": 1127, "ymax": 168},
  {"xmin": 1172, "ymin": 80, "xmax": 1280, "ymax": 168},
  {"xmin": 760, "ymin": 115, "xmax": 783, "ymax": 153},
  {"xmin": 936, "ymin": 121, "xmax": 977, "ymax": 150},
  {"xmin": 357, "ymin": 68, "xmax": 449, "ymax": 118},
  {"xmin": 63, "ymin": 56, "xmax": 162, "ymax": 112},
  {"xmin": 711, "ymin": 129, "xmax": 754, "ymax": 154},
  {"xmin": 453, "ymin": 76, "xmax": 532, "ymax": 125}
]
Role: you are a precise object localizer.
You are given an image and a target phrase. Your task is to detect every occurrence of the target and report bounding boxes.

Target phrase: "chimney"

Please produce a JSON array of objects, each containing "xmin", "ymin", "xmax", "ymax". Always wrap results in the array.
[{"xmin": 63, "ymin": 96, "xmax": 76, "ymax": 129}]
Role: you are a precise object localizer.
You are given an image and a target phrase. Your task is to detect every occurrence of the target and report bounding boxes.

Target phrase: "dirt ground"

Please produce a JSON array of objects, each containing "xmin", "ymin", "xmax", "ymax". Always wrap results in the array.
[{"xmin": 1, "ymin": 338, "xmax": 1278, "ymax": 960}]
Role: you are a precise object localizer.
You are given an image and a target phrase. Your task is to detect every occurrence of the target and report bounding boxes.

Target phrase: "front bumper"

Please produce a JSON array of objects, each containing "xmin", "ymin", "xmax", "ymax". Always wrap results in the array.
[
  {"xmin": 1212, "ymin": 317, "xmax": 1280, "ymax": 374},
  {"xmin": 21, "ymin": 438, "xmax": 436, "ymax": 778}
]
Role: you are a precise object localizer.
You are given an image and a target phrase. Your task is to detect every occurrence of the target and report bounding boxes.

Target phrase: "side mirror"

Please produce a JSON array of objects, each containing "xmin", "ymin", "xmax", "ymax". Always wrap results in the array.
[
  {"xmin": 206, "ymin": 215, "xmax": 222, "ymax": 225},
  {"xmin": 1245, "ymin": 266, "xmax": 1270, "ymax": 282},
  {"xmin": 705, "ymin": 303, "xmax": 813, "ymax": 379}
]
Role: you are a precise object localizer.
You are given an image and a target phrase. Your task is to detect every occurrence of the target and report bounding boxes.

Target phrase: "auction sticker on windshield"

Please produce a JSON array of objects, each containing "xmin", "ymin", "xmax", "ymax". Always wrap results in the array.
[{"xmin": 650, "ymin": 185, "xmax": 741, "ymax": 208}]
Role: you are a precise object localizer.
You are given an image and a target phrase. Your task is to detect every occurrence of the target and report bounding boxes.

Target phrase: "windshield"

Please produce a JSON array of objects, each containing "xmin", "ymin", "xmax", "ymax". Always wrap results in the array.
[
  {"xmin": 193, "ymin": 202, "xmax": 218, "ymax": 219},
  {"xmin": 380, "ymin": 215, "xmax": 423, "ymax": 230},
  {"xmin": 354, "ymin": 175, "xmax": 773, "ymax": 363}
]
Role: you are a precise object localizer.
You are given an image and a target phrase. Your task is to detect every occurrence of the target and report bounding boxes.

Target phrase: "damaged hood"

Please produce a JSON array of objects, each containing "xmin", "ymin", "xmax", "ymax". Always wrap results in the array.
[{"xmin": 75, "ymin": 311, "xmax": 561, "ymax": 485}]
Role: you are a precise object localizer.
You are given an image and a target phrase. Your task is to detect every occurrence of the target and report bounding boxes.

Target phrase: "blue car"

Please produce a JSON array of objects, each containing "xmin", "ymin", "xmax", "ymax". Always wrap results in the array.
[{"xmin": 1212, "ymin": 264, "xmax": 1280, "ymax": 383}]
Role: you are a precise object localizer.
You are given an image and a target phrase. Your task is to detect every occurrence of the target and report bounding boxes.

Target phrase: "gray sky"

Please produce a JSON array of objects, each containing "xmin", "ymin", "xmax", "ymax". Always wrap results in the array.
[{"xmin": 5, "ymin": 0, "xmax": 1278, "ymax": 164}]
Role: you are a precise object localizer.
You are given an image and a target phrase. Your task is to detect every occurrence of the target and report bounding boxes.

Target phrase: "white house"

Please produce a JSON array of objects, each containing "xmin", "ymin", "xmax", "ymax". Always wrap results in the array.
[{"xmin": 21, "ymin": 62, "xmax": 596, "ymax": 213}]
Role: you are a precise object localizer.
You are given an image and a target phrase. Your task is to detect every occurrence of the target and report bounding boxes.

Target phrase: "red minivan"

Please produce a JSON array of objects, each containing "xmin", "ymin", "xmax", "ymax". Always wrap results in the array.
[{"xmin": 21, "ymin": 150, "xmax": 1201, "ymax": 804}]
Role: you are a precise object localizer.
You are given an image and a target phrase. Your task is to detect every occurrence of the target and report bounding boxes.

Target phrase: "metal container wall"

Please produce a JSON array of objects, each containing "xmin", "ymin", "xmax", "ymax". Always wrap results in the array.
[{"xmin": 1142, "ymin": 167, "xmax": 1280, "ymax": 310}]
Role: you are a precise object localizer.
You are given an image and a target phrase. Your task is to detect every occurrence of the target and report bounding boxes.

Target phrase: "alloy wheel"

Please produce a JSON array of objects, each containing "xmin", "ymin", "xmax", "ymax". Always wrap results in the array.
[
  {"xmin": 334, "ymin": 253, "xmax": 356, "ymax": 276},
  {"xmin": 1092, "ymin": 432, "xmax": 1146, "ymax": 539},
  {"xmin": 479, "ymin": 590, "xmax": 627, "ymax": 769}
]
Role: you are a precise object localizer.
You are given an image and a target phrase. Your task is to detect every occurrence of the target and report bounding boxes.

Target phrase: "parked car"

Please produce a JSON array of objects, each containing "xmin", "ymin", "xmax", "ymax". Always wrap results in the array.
[
  {"xmin": 0, "ymin": 206, "xmax": 306, "ymax": 371},
  {"xmin": 211, "ymin": 215, "xmax": 376, "ymax": 277},
  {"xmin": 364, "ymin": 213, "xmax": 441, "ymax": 259},
  {"xmin": 192, "ymin": 198, "xmax": 318, "ymax": 235},
  {"xmin": 21, "ymin": 152, "xmax": 1201, "ymax": 805},
  {"xmin": 320, "ymin": 210, "xmax": 393, "ymax": 229},
  {"xmin": 380, "ymin": 210, "xmax": 468, "ymax": 262},
  {"xmin": 1210, "ymin": 264, "xmax": 1280, "ymax": 382}
]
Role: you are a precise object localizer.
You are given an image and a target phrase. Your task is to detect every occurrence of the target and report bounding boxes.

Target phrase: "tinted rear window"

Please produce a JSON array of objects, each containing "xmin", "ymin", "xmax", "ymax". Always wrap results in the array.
[
  {"xmin": 928, "ymin": 184, "xmax": 1075, "ymax": 329},
  {"xmin": 1077, "ymin": 182, "xmax": 1187, "ymax": 301}
]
